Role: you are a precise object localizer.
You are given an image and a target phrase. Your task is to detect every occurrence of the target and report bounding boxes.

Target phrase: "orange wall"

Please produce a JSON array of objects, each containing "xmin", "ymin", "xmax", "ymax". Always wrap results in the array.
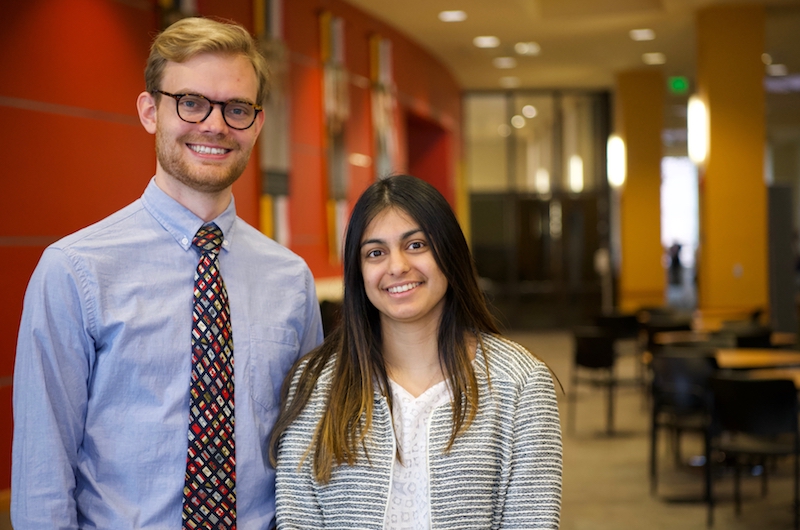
[{"xmin": 1, "ymin": 0, "xmax": 461, "ymax": 492}]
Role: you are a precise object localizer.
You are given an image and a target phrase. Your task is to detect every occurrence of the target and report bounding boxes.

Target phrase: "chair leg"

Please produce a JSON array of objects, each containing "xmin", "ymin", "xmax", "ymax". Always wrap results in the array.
[
  {"xmin": 606, "ymin": 368, "xmax": 615, "ymax": 435},
  {"xmin": 650, "ymin": 416, "xmax": 658, "ymax": 495},
  {"xmin": 734, "ymin": 459, "xmax": 741, "ymax": 516},
  {"xmin": 567, "ymin": 367, "xmax": 577, "ymax": 434},
  {"xmin": 706, "ymin": 431, "xmax": 714, "ymax": 527},
  {"xmin": 794, "ymin": 444, "xmax": 799, "ymax": 530}
]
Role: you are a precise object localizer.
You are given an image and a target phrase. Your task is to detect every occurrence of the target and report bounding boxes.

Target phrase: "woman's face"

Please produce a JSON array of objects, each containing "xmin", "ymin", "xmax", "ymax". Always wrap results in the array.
[{"xmin": 359, "ymin": 207, "xmax": 448, "ymax": 329}]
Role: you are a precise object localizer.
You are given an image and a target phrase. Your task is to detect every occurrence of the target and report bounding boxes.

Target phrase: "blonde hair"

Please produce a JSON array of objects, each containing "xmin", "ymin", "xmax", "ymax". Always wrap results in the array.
[{"xmin": 145, "ymin": 17, "xmax": 269, "ymax": 103}]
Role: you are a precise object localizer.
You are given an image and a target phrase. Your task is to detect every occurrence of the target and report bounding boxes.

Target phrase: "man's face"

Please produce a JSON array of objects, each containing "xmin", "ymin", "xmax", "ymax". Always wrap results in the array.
[{"xmin": 153, "ymin": 52, "xmax": 263, "ymax": 194}]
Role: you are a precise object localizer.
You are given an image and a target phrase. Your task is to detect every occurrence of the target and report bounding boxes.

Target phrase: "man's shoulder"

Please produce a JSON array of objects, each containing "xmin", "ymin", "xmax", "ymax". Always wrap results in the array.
[
  {"xmin": 50, "ymin": 200, "xmax": 146, "ymax": 252},
  {"xmin": 232, "ymin": 217, "xmax": 308, "ymax": 266}
]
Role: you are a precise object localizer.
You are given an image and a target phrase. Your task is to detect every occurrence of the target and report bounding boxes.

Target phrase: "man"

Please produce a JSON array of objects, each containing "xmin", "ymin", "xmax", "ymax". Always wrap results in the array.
[{"xmin": 12, "ymin": 17, "xmax": 323, "ymax": 529}]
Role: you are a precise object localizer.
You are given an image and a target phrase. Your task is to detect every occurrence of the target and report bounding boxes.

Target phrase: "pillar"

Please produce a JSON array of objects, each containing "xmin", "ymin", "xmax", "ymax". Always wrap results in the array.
[
  {"xmin": 615, "ymin": 69, "xmax": 666, "ymax": 312},
  {"xmin": 695, "ymin": 5, "xmax": 768, "ymax": 327}
]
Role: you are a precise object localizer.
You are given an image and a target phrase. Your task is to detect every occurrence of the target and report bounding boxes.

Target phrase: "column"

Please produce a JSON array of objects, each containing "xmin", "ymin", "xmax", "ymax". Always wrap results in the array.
[
  {"xmin": 695, "ymin": 5, "xmax": 767, "ymax": 328},
  {"xmin": 615, "ymin": 69, "xmax": 666, "ymax": 312}
]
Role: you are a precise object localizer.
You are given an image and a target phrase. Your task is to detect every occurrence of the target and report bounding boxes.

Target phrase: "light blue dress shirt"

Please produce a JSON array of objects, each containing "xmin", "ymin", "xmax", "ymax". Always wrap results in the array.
[{"xmin": 12, "ymin": 179, "xmax": 324, "ymax": 529}]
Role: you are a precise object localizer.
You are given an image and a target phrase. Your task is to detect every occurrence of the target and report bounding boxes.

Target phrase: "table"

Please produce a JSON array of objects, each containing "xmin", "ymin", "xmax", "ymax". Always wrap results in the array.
[
  {"xmin": 746, "ymin": 368, "xmax": 800, "ymax": 387},
  {"xmin": 715, "ymin": 348, "xmax": 800, "ymax": 369}
]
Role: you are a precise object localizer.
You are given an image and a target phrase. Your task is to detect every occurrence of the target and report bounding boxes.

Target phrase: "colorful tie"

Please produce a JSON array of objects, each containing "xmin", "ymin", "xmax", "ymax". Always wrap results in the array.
[{"xmin": 183, "ymin": 223, "xmax": 236, "ymax": 529}]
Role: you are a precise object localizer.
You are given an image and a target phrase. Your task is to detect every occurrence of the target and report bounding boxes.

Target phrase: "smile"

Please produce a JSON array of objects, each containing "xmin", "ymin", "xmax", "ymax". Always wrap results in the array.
[
  {"xmin": 387, "ymin": 282, "xmax": 421, "ymax": 294},
  {"xmin": 188, "ymin": 144, "xmax": 231, "ymax": 155}
]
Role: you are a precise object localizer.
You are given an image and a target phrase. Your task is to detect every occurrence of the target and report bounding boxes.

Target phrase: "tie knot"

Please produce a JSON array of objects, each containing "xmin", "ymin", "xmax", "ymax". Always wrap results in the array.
[{"xmin": 193, "ymin": 223, "xmax": 223, "ymax": 255}]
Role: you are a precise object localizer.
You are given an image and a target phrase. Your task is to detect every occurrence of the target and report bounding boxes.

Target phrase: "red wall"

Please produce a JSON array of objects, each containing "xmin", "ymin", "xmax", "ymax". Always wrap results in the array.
[{"xmin": 0, "ymin": 0, "xmax": 461, "ymax": 493}]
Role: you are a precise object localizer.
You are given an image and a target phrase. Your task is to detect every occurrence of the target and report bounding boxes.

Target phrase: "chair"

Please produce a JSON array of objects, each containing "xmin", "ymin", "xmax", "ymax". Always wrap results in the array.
[
  {"xmin": 650, "ymin": 351, "xmax": 717, "ymax": 496},
  {"xmin": 706, "ymin": 376, "xmax": 800, "ymax": 529},
  {"xmin": 567, "ymin": 326, "xmax": 618, "ymax": 435},
  {"xmin": 595, "ymin": 312, "xmax": 640, "ymax": 342}
]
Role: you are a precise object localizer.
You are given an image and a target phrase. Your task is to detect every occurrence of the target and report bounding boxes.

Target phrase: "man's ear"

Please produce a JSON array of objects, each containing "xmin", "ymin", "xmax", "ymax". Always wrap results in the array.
[
  {"xmin": 252, "ymin": 106, "xmax": 266, "ymax": 138},
  {"xmin": 137, "ymin": 91, "xmax": 158, "ymax": 134}
]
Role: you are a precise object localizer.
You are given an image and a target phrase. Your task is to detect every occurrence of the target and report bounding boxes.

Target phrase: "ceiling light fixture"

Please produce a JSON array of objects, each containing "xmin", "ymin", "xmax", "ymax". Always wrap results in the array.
[
  {"xmin": 642, "ymin": 52, "xmax": 666, "ymax": 65},
  {"xmin": 522, "ymin": 105, "xmax": 537, "ymax": 118},
  {"xmin": 499, "ymin": 76, "xmax": 521, "ymax": 88},
  {"xmin": 762, "ymin": 53, "xmax": 773, "ymax": 65},
  {"xmin": 493, "ymin": 57, "xmax": 517, "ymax": 69},
  {"xmin": 511, "ymin": 115, "xmax": 526, "ymax": 128},
  {"xmin": 438, "ymin": 10, "xmax": 467, "ymax": 22},
  {"xmin": 473, "ymin": 36, "xmax": 500, "ymax": 48},
  {"xmin": 629, "ymin": 29, "xmax": 655, "ymax": 41},
  {"xmin": 515, "ymin": 42, "xmax": 541, "ymax": 56}
]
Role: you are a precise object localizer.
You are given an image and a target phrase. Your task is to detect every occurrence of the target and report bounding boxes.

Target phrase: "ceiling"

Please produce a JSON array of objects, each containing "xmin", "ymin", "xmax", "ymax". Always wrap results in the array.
[{"xmin": 345, "ymin": 0, "xmax": 800, "ymax": 91}]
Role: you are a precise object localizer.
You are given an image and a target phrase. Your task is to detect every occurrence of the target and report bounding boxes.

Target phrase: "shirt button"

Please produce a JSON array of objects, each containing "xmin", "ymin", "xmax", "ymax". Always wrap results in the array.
[
  {"xmin": 223, "ymin": 239, "xmax": 230, "ymax": 247},
  {"xmin": 181, "ymin": 237, "xmax": 189, "ymax": 245}
]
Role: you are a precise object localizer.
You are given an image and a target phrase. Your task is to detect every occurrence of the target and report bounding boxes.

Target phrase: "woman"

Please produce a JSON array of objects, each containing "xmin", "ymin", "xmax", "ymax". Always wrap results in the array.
[{"xmin": 271, "ymin": 175, "xmax": 562, "ymax": 529}]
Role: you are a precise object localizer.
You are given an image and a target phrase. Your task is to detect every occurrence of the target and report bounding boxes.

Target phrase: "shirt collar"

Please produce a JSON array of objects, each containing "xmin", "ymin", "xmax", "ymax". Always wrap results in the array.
[{"xmin": 140, "ymin": 178, "xmax": 237, "ymax": 253}]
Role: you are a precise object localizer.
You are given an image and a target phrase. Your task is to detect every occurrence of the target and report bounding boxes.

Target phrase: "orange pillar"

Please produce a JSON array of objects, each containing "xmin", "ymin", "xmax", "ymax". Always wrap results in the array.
[
  {"xmin": 695, "ymin": 5, "xmax": 768, "ymax": 328},
  {"xmin": 615, "ymin": 70, "xmax": 666, "ymax": 312}
]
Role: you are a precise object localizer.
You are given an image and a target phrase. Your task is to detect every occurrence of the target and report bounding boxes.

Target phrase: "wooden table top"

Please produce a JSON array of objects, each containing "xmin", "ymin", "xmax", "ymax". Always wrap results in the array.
[
  {"xmin": 715, "ymin": 348, "xmax": 800, "ymax": 369},
  {"xmin": 746, "ymin": 368, "xmax": 800, "ymax": 387}
]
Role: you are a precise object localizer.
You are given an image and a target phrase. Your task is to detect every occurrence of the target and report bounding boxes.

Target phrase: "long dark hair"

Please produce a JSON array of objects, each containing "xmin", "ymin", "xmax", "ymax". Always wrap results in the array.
[{"xmin": 269, "ymin": 175, "xmax": 499, "ymax": 483}]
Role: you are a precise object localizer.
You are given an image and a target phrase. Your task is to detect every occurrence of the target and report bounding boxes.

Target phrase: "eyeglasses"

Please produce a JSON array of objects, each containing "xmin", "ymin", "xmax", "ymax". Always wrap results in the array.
[{"xmin": 155, "ymin": 90, "xmax": 263, "ymax": 130}]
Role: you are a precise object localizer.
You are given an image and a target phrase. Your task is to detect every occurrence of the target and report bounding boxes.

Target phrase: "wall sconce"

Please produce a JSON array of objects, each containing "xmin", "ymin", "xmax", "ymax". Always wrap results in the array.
[
  {"xmin": 687, "ymin": 94, "xmax": 708, "ymax": 166},
  {"xmin": 606, "ymin": 134, "xmax": 626, "ymax": 188}
]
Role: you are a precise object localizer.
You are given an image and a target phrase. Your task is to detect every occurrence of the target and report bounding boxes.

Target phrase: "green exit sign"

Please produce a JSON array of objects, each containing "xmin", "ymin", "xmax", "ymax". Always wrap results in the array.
[{"xmin": 668, "ymin": 76, "xmax": 690, "ymax": 95}]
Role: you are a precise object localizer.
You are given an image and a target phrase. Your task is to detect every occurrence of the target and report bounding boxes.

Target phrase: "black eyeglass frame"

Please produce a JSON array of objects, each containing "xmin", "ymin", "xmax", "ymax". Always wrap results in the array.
[{"xmin": 154, "ymin": 90, "xmax": 263, "ymax": 130}]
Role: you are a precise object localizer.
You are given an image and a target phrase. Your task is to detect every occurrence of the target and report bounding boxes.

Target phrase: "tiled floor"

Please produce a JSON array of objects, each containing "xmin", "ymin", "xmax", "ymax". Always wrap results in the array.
[
  {"xmin": 3, "ymin": 330, "xmax": 796, "ymax": 529},
  {"xmin": 509, "ymin": 330, "xmax": 798, "ymax": 530}
]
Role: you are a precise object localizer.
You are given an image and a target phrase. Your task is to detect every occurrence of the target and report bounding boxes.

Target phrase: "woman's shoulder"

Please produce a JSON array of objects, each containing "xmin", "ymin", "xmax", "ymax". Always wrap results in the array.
[
  {"xmin": 477, "ymin": 332, "xmax": 550, "ymax": 384},
  {"xmin": 286, "ymin": 349, "xmax": 337, "ymax": 398}
]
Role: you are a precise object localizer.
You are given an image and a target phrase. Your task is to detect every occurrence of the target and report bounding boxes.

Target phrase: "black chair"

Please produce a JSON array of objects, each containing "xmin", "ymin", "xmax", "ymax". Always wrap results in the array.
[
  {"xmin": 706, "ymin": 376, "xmax": 800, "ymax": 529},
  {"xmin": 650, "ymin": 351, "xmax": 717, "ymax": 496},
  {"xmin": 595, "ymin": 312, "xmax": 640, "ymax": 342},
  {"xmin": 567, "ymin": 326, "xmax": 618, "ymax": 435}
]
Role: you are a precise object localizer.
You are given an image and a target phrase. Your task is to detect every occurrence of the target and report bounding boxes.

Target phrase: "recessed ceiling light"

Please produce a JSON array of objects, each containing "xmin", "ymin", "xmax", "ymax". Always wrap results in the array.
[
  {"xmin": 767, "ymin": 64, "xmax": 788, "ymax": 76},
  {"xmin": 499, "ymin": 76, "xmax": 521, "ymax": 88},
  {"xmin": 762, "ymin": 53, "xmax": 773, "ymax": 65},
  {"xmin": 497, "ymin": 124, "xmax": 511, "ymax": 137},
  {"xmin": 493, "ymin": 57, "xmax": 517, "ymax": 69},
  {"xmin": 522, "ymin": 105, "xmax": 537, "ymax": 118},
  {"xmin": 438, "ymin": 10, "xmax": 467, "ymax": 22},
  {"xmin": 473, "ymin": 36, "xmax": 500, "ymax": 48},
  {"xmin": 511, "ymin": 115, "xmax": 526, "ymax": 129},
  {"xmin": 630, "ymin": 29, "xmax": 655, "ymax": 41},
  {"xmin": 642, "ymin": 52, "xmax": 666, "ymax": 65},
  {"xmin": 515, "ymin": 42, "xmax": 541, "ymax": 56}
]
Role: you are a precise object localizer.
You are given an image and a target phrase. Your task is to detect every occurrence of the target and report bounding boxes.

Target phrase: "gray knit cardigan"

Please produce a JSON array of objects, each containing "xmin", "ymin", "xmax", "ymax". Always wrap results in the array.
[{"xmin": 275, "ymin": 333, "xmax": 563, "ymax": 529}]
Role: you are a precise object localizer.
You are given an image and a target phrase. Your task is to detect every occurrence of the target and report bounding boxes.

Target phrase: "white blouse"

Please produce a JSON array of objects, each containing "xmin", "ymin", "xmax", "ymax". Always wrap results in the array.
[{"xmin": 384, "ymin": 379, "xmax": 452, "ymax": 530}]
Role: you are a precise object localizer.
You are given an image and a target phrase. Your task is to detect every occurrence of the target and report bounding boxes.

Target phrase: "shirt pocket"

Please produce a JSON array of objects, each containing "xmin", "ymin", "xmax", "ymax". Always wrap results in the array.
[{"xmin": 248, "ymin": 325, "xmax": 300, "ymax": 412}]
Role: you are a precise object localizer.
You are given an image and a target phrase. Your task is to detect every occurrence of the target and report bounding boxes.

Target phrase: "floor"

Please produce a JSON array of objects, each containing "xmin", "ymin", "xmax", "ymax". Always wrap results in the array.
[{"xmin": 2, "ymin": 330, "xmax": 795, "ymax": 529}]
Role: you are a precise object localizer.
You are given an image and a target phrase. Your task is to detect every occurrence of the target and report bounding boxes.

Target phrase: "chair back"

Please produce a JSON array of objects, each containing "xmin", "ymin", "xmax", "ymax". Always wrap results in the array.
[
  {"xmin": 710, "ymin": 377, "xmax": 798, "ymax": 437},
  {"xmin": 573, "ymin": 326, "xmax": 615, "ymax": 369},
  {"xmin": 594, "ymin": 313, "xmax": 639, "ymax": 340},
  {"xmin": 651, "ymin": 352, "xmax": 717, "ymax": 415}
]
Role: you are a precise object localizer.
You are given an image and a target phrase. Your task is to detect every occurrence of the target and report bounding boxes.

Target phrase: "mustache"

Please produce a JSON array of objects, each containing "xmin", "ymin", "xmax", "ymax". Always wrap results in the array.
[{"xmin": 178, "ymin": 133, "xmax": 238, "ymax": 150}]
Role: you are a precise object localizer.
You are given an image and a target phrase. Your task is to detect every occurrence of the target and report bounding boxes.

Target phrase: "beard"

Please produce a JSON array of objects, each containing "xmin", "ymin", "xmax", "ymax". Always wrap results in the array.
[{"xmin": 155, "ymin": 124, "xmax": 254, "ymax": 194}]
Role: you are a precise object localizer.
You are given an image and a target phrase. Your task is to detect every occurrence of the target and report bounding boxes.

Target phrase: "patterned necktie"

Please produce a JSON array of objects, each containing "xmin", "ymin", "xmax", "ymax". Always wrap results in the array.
[{"xmin": 183, "ymin": 223, "xmax": 236, "ymax": 529}]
